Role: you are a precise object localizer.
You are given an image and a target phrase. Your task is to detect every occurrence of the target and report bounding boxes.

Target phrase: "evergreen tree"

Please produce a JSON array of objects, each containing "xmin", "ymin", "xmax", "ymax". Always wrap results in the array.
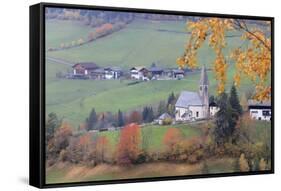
[
  {"xmin": 209, "ymin": 95, "xmax": 215, "ymax": 103},
  {"xmin": 229, "ymin": 84, "xmax": 243, "ymax": 115},
  {"xmin": 147, "ymin": 107, "xmax": 154, "ymax": 122},
  {"xmin": 117, "ymin": 109, "xmax": 125, "ymax": 127},
  {"xmin": 157, "ymin": 101, "xmax": 166, "ymax": 117},
  {"xmin": 46, "ymin": 112, "xmax": 61, "ymax": 143},
  {"xmin": 86, "ymin": 108, "xmax": 97, "ymax": 131},
  {"xmin": 167, "ymin": 92, "xmax": 176, "ymax": 105},
  {"xmin": 142, "ymin": 107, "xmax": 149, "ymax": 122},
  {"xmin": 167, "ymin": 104, "xmax": 175, "ymax": 116},
  {"xmin": 142, "ymin": 107, "xmax": 154, "ymax": 123},
  {"xmin": 166, "ymin": 92, "xmax": 176, "ymax": 116},
  {"xmin": 214, "ymin": 92, "xmax": 236, "ymax": 144}
]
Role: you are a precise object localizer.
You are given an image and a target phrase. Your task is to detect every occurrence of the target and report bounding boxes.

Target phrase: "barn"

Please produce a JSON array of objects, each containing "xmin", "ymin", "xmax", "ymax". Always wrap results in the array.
[{"xmin": 72, "ymin": 62, "xmax": 99, "ymax": 76}]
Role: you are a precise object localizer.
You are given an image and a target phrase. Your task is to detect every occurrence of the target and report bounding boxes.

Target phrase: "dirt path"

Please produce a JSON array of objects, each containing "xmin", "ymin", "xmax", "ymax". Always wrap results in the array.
[{"xmin": 46, "ymin": 56, "xmax": 74, "ymax": 66}]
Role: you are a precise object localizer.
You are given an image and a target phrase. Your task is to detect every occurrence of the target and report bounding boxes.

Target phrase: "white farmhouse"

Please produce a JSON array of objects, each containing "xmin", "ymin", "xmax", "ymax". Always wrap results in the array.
[
  {"xmin": 104, "ymin": 67, "xmax": 122, "ymax": 79},
  {"xmin": 130, "ymin": 66, "xmax": 149, "ymax": 80},
  {"xmin": 175, "ymin": 66, "xmax": 209, "ymax": 121},
  {"xmin": 248, "ymin": 99, "xmax": 271, "ymax": 121}
]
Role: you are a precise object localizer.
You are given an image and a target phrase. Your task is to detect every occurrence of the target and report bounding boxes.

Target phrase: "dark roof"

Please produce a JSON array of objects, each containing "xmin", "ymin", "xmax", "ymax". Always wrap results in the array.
[
  {"xmin": 248, "ymin": 99, "xmax": 271, "ymax": 107},
  {"xmin": 209, "ymin": 101, "xmax": 218, "ymax": 107},
  {"xmin": 93, "ymin": 68, "xmax": 105, "ymax": 74},
  {"xmin": 163, "ymin": 68, "xmax": 173, "ymax": 72},
  {"xmin": 199, "ymin": 65, "xmax": 209, "ymax": 85},
  {"xmin": 73, "ymin": 62, "xmax": 98, "ymax": 70},
  {"xmin": 149, "ymin": 66, "xmax": 163, "ymax": 72},
  {"xmin": 175, "ymin": 91, "xmax": 203, "ymax": 107},
  {"xmin": 104, "ymin": 67, "xmax": 122, "ymax": 72},
  {"xmin": 172, "ymin": 69, "xmax": 184, "ymax": 74}
]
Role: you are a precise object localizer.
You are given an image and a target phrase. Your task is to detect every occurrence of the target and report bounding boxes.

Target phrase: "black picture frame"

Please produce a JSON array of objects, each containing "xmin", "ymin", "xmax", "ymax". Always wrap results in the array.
[{"xmin": 30, "ymin": 2, "xmax": 274, "ymax": 189}]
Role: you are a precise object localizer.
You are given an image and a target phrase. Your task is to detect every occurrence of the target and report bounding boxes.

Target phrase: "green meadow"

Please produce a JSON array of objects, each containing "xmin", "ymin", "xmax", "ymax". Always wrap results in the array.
[
  {"xmin": 45, "ymin": 19, "xmax": 257, "ymax": 127},
  {"xmin": 98, "ymin": 123, "xmax": 203, "ymax": 152}
]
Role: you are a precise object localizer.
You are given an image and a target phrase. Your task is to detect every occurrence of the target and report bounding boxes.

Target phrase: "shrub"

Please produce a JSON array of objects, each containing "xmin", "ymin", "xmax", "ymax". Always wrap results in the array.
[
  {"xmin": 239, "ymin": 153, "xmax": 250, "ymax": 172},
  {"xmin": 259, "ymin": 158, "xmax": 267, "ymax": 170},
  {"xmin": 162, "ymin": 118, "xmax": 173, "ymax": 125}
]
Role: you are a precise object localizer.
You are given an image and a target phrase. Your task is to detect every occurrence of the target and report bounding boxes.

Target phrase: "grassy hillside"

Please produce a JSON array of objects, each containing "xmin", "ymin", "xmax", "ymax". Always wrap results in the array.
[
  {"xmin": 46, "ymin": 20, "xmax": 94, "ymax": 49},
  {"xmin": 98, "ymin": 123, "xmax": 203, "ymax": 152},
  {"xmin": 47, "ymin": 19, "xmax": 188, "ymax": 69},
  {"xmin": 45, "ymin": 19, "xmax": 258, "ymax": 126},
  {"xmin": 47, "ymin": 19, "xmax": 245, "ymax": 69}
]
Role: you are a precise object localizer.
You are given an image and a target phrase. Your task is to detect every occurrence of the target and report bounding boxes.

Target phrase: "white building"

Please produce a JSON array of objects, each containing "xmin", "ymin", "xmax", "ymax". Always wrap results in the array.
[
  {"xmin": 130, "ymin": 66, "xmax": 149, "ymax": 80},
  {"xmin": 248, "ymin": 99, "xmax": 271, "ymax": 121},
  {"xmin": 156, "ymin": 113, "xmax": 173, "ymax": 125},
  {"xmin": 175, "ymin": 66, "xmax": 209, "ymax": 121},
  {"xmin": 209, "ymin": 101, "xmax": 219, "ymax": 117},
  {"xmin": 104, "ymin": 67, "xmax": 122, "ymax": 79}
]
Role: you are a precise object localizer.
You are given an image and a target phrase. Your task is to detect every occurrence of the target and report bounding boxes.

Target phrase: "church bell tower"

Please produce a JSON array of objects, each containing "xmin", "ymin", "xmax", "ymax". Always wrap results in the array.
[{"xmin": 199, "ymin": 65, "xmax": 209, "ymax": 118}]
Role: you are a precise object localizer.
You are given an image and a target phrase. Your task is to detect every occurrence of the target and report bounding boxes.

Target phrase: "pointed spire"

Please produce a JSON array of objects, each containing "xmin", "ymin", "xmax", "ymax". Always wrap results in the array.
[{"xmin": 199, "ymin": 65, "xmax": 209, "ymax": 86}]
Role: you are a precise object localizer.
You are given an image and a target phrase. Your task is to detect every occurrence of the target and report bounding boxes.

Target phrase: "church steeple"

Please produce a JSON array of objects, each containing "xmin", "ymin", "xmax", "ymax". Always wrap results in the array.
[
  {"xmin": 199, "ymin": 65, "xmax": 209, "ymax": 117},
  {"xmin": 199, "ymin": 65, "xmax": 209, "ymax": 87}
]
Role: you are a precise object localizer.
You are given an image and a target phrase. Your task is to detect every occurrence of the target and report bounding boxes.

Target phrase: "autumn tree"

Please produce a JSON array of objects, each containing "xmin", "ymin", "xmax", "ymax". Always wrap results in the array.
[
  {"xmin": 47, "ymin": 122, "xmax": 73, "ymax": 162},
  {"xmin": 117, "ymin": 123, "xmax": 141, "ymax": 165},
  {"xmin": 177, "ymin": 18, "xmax": 271, "ymax": 101},
  {"xmin": 54, "ymin": 122, "xmax": 72, "ymax": 149},
  {"xmin": 163, "ymin": 128, "xmax": 183, "ymax": 157},
  {"xmin": 96, "ymin": 136, "xmax": 109, "ymax": 163},
  {"xmin": 77, "ymin": 133, "xmax": 92, "ymax": 162},
  {"xmin": 95, "ymin": 23, "xmax": 113, "ymax": 36},
  {"xmin": 127, "ymin": 111, "xmax": 142, "ymax": 124}
]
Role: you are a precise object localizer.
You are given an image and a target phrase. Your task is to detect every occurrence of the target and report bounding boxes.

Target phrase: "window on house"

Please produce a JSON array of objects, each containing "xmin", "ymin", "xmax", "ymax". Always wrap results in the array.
[
  {"xmin": 196, "ymin": 111, "xmax": 199, "ymax": 117},
  {"xmin": 262, "ymin": 110, "xmax": 271, "ymax": 116}
]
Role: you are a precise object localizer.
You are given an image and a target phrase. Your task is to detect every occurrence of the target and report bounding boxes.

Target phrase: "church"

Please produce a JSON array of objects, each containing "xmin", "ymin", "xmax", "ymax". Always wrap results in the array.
[{"xmin": 175, "ymin": 66, "xmax": 210, "ymax": 121}]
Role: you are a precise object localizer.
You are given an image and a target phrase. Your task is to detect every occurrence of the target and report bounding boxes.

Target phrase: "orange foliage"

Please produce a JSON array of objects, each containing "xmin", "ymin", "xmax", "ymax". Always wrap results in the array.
[
  {"xmin": 78, "ymin": 133, "xmax": 92, "ymax": 147},
  {"xmin": 163, "ymin": 128, "xmax": 183, "ymax": 151},
  {"xmin": 127, "ymin": 111, "xmax": 142, "ymax": 124},
  {"xmin": 117, "ymin": 123, "xmax": 141, "ymax": 164},
  {"xmin": 95, "ymin": 23, "xmax": 113, "ymax": 35},
  {"xmin": 96, "ymin": 136, "xmax": 109, "ymax": 162},
  {"xmin": 56, "ymin": 122, "xmax": 73, "ymax": 137},
  {"xmin": 178, "ymin": 18, "xmax": 271, "ymax": 100}
]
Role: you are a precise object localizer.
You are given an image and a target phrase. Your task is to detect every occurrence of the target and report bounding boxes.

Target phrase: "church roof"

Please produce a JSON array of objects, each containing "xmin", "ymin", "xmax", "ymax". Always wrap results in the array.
[
  {"xmin": 175, "ymin": 91, "xmax": 203, "ymax": 108},
  {"xmin": 199, "ymin": 66, "xmax": 209, "ymax": 86},
  {"xmin": 158, "ymin": 113, "xmax": 172, "ymax": 120}
]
